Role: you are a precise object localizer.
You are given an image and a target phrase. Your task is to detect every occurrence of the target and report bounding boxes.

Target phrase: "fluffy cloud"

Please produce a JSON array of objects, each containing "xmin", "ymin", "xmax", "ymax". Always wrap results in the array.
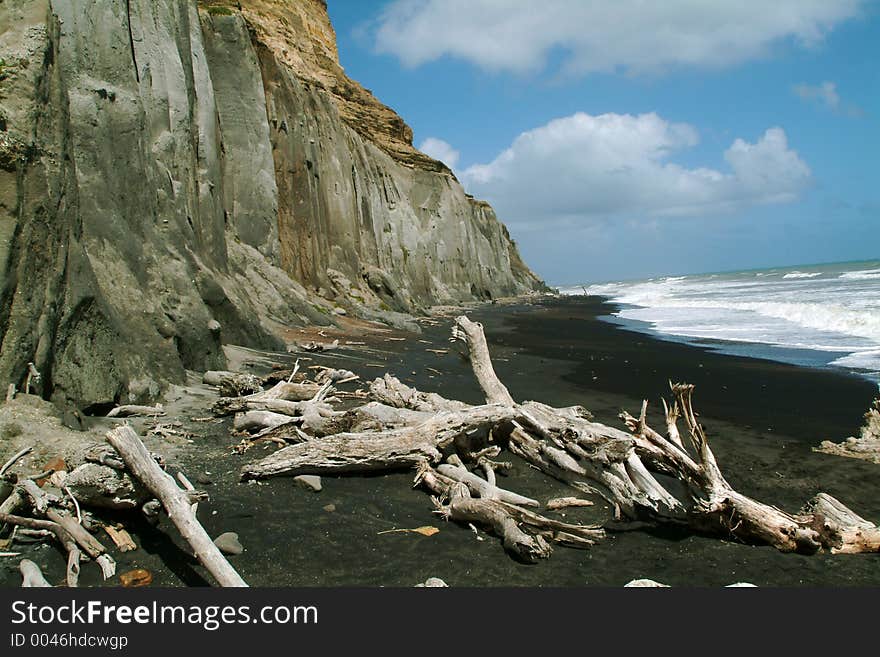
[
  {"xmin": 418, "ymin": 137, "xmax": 460, "ymax": 169},
  {"xmin": 372, "ymin": 0, "xmax": 864, "ymax": 76},
  {"xmin": 793, "ymin": 81, "xmax": 841, "ymax": 109},
  {"xmin": 793, "ymin": 81, "xmax": 863, "ymax": 116},
  {"xmin": 459, "ymin": 112, "xmax": 811, "ymax": 227}
]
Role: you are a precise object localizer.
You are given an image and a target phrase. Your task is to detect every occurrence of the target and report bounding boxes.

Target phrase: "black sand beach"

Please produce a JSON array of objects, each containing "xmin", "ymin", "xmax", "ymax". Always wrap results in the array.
[{"xmin": 2, "ymin": 295, "xmax": 879, "ymax": 587}]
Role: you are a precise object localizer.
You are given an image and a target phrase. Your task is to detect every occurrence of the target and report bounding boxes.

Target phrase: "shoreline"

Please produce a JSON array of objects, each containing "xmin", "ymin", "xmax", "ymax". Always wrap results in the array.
[
  {"xmin": 479, "ymin": 295, "xmax": 876, "ymax": 442},
  {"xmin": 3, "ymin": 294, "xmax": 880, "ymax": 587}
]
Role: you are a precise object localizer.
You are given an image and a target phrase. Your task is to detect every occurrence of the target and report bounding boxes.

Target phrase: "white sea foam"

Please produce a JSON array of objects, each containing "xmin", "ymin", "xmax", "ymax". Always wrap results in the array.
[
  {"xmin": 782, "ymin": 271, "xmax": 822, "ymax": 279},
  {"xmin": 831, "ymin": 350, "xmax": 880, "ymax": 369},
  {"xmin": 840, "ymin": 268, "xmax": 880, "ymax": 281}
]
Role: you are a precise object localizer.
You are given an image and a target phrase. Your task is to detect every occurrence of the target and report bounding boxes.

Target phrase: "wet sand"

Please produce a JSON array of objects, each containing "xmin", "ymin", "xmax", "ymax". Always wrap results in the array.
[{"xmin": 3, "ymin": 295, "xmax": 879, "ymax": 587}]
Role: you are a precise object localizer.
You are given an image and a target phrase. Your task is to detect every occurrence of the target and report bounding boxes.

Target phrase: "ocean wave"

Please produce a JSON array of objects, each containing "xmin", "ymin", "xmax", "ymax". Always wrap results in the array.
[
  {"xmin": 701, "ymin": 301, "xmax": 880, "ymax": 343},
  {"xmin": 588, "ymin": 282, "xmax": 880, "ymax": 344},
  {"xmin": 782, "ymin": 271, "xmax": 821, "ymax": 279},
  {"xmin": 576, "ymin": 264, "xmax": 880, "ymax": 382},
  {"xmin": 831, "ymin": 350, "xmax": 880, "ymax": 372},
  {"xmin": 839, "ymin": 268, "xmax": 880, "ymax": 281}
]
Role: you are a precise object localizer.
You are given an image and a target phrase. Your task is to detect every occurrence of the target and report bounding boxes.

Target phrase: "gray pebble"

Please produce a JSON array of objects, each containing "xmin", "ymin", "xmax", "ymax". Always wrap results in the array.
[
  {"xmin": 415, "ymin": 577, "xmax": 448, "ymax": 587},
  {"xmin": 294, "ymin": 475, "xmax": 322, "ymax": 492},
  {"xmin": 213, "ymin": 532, "xmax": 243, "ymax": 555}
]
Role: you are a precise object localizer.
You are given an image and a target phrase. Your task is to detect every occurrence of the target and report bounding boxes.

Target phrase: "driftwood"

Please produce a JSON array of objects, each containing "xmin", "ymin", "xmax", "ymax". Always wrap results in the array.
[
  {"xmin": 0, "ymin": 446, "xmax": 32, "ymax": 477},
  {"xmin": 815, "ymin": 399, "xmax": 880, "ymax": 464},
  {"xmin": 45, "ymin": 508, "xmax": 116, "ymax": 579},
  {"xmin": 620, "ymin": 384, "xmax": 880, "ymax": 553},
  {"xmin": 216, "ymin": 379, "xmax": 347, "ymax": 438},
  {"xmin": 15, "ymin": 479, "xmax": 115, "ymax": 580},
  {"xmin": 314, "ymin": 368, "xmax": 358, "ymax": 385},
  {"xmin": 104, "ymin": 525, "xmax": 137, "ymax": 552},
  {"xmin": 0, "ymin": 486, "xmax": 26, "ymax": 516},
  {"xmin": 297, "ymin": 339, "xmax": 339, "ymax": 352},
  {"xmin": 20, "ymin": 559, "xmax": 51, "ymax": 587},
  {"xmin": 547, "ymin": 497, "xmax": 594, "ymax": 510},
  {"xmin": 241, "ymin": 314, "xmax": 880, "ymax": 558},
  {"xmin": 415, "ymin": 461, "xmax": 602, "ymax": 562},
  {"xmin": 234, "ymin": 410, "xmax": 297, "ymax": 433},
  {"xmin": 370, "ymin": 373, "xmax": 467, "ymax": 413},
  {"xmin": 107, "ymin": 404, "xmax": 165, "ymax": 418},
  {"xmin": 106, "ymin": 425, "xmax": 247, "ymax": 587},
  {"xmin": 0, "ymin": 512, "xmax": 81, "ymax": 586},
  {"xmin": 64, "ymin": 462, "xmax": 148, "ymax": 510},
  {"xmin": 203, "ymin": 371, "xmax": 263, "ymax": 396},
  {"xmin": 213, "ymin": 380, "xmax": 323, "ymax": 416}
]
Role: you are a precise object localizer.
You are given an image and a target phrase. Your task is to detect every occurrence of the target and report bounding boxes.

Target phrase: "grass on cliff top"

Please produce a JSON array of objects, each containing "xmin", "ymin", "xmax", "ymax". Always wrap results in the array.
[{"xmin": 197, "ymin": 1, "xmax": 236, "ymax": 16}]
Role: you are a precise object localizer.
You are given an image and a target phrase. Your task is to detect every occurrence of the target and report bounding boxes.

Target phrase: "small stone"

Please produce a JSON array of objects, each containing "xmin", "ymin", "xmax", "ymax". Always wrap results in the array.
[
  {"xmin": 214, "ymin": 532, "xmax": 243, "ymax": 555},
  {"xmin": 624, "ymin": 579, "xmax": 669, "ymax": 587},
  {"xmin": 322, "ymin": 504, "xmax": 336, "ymax": 513},
  {"xmin": 294, "ymin": 475, "xmax": 322, "ymax": 492},
  {"xmin": 333, "ymin": 306, "xmax": 347, "ymax": 316},
  {"xmin": 195, "ymin": 473, "xmax": 213, "ymax": 485},
  {"xmin": 415, "ymin": 577, "xmax": 448, "ymax": 587}
]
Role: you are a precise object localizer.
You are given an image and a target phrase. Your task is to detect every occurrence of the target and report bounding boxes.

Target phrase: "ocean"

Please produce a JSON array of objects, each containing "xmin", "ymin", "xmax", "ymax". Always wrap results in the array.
[{"xmin": 562, "ymin": 260, "xmax": 880, "ymax": 387}]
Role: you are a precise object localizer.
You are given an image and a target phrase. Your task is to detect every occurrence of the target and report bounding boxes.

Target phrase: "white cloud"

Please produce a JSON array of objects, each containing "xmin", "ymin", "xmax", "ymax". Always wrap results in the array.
[
  {"xmin": 418, "ymin": 137, "xmax": 460, "ymax": 169},
  {"xmin": 793, "ymin": 81, "xmax": 863, "ymax": 116},
  {"xmin": 793, "ymin": 81, "xmax": 841, "ymax": 109},
  {"xmin": 372, "ymin": 0, "xmax": 864, "ymax": 76},
  {"xmin": 459, "ymin": 112, "xmax": 811, "ymax": 227}
]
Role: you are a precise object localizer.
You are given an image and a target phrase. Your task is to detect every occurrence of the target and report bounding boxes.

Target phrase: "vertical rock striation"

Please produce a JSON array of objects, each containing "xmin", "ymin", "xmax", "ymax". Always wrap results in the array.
[{"xmin": 0, "ymin": 0, "xmax": 545, "ymax": 410}]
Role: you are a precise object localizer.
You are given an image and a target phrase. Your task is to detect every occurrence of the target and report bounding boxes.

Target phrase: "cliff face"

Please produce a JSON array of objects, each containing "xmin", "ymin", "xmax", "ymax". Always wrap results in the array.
[{"xmin": 0, "ymin": 0, "xmax": 544, "ymax": 411}]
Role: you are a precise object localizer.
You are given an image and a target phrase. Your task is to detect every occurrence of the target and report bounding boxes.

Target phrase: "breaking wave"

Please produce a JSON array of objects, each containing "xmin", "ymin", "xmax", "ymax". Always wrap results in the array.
[
  {"xmin": 840, "ymin": 268, "xmax": 880, "ymax": 281},
  {"xmin": 783, "ymin": 271, "xmax": 822, "ymax": 279},
  {"xmin": 568, "ymin": 261, "xmax": 880, "ymax": 383}
]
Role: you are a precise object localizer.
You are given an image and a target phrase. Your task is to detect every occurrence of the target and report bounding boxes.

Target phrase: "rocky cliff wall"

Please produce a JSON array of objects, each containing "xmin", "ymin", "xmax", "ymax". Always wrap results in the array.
[{"xmin": 0, "ymin": 0, "xmax": 545, "ymax": 411}]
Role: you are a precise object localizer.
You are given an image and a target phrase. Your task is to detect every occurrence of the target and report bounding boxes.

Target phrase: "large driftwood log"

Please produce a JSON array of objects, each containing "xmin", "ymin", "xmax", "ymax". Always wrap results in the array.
[
  {"xmin": 451, "ymin": 316, "xmax": 515, "ymax": 406},
  {"xmin": 622, "ymin": 383, "xmax": 880, "ymax": 553},
  {"xmin": 242, "ymin": 404, "xmax": 515, "ymax": 479},
  {"xmin": 107, "ymin": 404, "xmax": 165, "ymax": 418},
  {"xmin": 106, "ymin": 426, "xmax": 247, "ymax": 587}
]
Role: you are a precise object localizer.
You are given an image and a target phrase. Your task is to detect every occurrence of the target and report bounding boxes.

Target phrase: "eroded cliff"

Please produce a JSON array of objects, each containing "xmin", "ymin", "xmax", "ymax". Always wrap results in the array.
[{"xmin": 0, "ymin": 0, "xmax": 545, "ymax": 411}]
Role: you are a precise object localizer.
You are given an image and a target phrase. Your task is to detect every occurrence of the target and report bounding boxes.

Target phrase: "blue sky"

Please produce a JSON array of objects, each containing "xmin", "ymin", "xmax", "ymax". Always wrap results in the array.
[{"xmin": 326, "ymin": 1, "xmax": 878, "ymax": 284}]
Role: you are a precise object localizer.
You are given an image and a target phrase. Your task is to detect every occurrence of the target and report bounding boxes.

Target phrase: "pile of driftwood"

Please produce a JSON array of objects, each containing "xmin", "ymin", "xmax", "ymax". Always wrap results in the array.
[
  {"xmin": 0, "ymin": 428, "xmax": 246, "ymax": 587},
  {"xmin": 3, "ymin": 315, "xmax": 878, "ymax": 589},
  {"xmin": 230, "ymin": 316, "xmax": 880, "ymax": 559}
]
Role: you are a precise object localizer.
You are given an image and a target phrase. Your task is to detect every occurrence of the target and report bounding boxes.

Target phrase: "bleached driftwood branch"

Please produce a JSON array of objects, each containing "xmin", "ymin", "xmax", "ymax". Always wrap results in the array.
[{"xmin": 105, "ymin": 425, "xmax": 247, "ymax": 587}]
